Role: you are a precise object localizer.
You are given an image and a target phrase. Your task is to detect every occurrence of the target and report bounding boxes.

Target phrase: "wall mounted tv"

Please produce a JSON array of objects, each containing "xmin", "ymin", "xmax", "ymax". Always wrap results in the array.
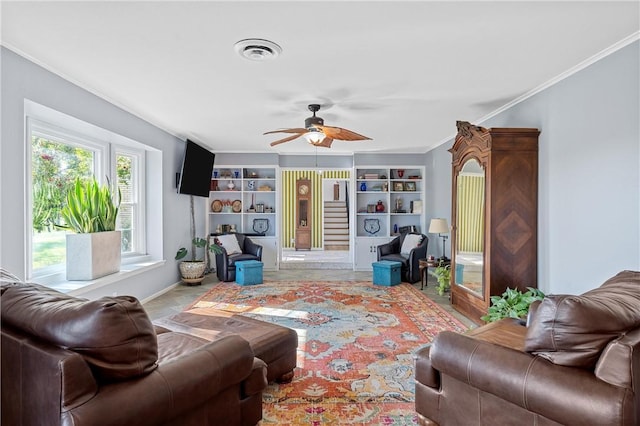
[{"xmin": 177, "ymin": 139, "xmax": 215, "ymax": 197}]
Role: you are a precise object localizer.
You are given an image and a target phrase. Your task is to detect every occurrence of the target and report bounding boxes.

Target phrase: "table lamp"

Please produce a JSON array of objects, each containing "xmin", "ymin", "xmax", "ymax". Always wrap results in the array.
[{"xmin": 428, "ymin": 218, "xmax": 449, "ymax": 261}]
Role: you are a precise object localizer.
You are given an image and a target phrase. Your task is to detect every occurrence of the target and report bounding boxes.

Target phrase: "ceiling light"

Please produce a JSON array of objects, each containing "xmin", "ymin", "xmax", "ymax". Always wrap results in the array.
[
  {"xmin": 304, "ymin": 129, "xmax": 325, "ymax": 144},
  {"xmin": 234, "ymin": 39, "xmax": 282, "ymax": 61}
]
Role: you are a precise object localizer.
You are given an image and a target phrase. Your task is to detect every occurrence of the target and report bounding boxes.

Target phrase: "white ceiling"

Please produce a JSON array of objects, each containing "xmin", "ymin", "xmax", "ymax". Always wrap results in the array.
[{"xmin": 2, "ymin": 1, "xmax": 638, "ymax": 155}]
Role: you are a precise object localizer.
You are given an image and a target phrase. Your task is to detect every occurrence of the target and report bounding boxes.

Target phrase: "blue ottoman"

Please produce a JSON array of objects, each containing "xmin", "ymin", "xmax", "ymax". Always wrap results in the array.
[
  {"xmin": 372, "ymin": 260, "xmax": 402, "ymax": 286},
  {"xmin": 236, "ymin": 260, "xmax": 263, "ymax": 285}
]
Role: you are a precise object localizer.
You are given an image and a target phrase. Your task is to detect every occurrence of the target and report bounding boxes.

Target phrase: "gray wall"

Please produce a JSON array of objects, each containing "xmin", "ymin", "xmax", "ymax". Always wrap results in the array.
[
  {"xmin": 1, "ymin": 47, "xmax": 194, "ymax": 300},
  {"xmin": 424, "ymin": 41, "xmax": 640, "ymax": 295}
]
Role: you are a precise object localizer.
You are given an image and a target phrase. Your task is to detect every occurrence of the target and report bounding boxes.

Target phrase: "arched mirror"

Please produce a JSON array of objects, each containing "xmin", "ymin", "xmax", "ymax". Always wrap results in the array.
[{"xmin": 454, "ymin": 158, "xmax": 485, "ymax": 296}]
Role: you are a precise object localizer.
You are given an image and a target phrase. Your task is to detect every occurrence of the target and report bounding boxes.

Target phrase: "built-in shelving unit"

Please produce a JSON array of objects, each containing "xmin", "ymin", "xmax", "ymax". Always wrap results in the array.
[
  {"xmin": 354, "ymin": 167, "xmax": 425, "ymax": 270},
  {"xmin": 207, "ymin": 166, "xmax": 278, "ymax": 270}
]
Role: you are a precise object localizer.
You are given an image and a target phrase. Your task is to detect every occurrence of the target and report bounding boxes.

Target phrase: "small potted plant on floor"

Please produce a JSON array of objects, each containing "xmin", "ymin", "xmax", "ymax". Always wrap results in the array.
[
  {"xmin": 175, "ymin": 195, "xmax": 222, "ymax": 285},
  {"xmin": 481, "ymin": 287, "xmax": 545, "ymax": 323},
  {"xmin": 60, "ymin": 177, "xmax": 121, "ymax": 280},
  {"xmin": 433, "ymin": 261, "xmax": 451, "ymax": 296}
]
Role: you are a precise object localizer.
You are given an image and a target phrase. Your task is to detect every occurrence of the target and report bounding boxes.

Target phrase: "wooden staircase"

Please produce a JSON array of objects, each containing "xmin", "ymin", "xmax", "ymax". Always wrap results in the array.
[{"xmin": 323, "ymin": 201, "xmax": 349, "ymax": 251}]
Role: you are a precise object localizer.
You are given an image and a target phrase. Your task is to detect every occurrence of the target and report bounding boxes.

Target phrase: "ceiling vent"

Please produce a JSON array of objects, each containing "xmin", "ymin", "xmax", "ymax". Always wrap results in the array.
[{"xmin": 234, "ymin": 39, "xmax": 282, "ymax": 61}]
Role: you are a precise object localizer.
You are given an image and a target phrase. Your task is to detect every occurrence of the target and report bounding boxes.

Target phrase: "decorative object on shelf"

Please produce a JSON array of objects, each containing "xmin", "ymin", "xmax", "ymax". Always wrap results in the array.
[
  {"xmin": 232, "ymin": 200, "xmax": 242, "ymax": 213},
  {"xmin": 213, "ymin": 170, "xmax": 219, "ymax": 178},
  {"xmin": 394, "ymin": 224, "xmax": 398, "ymax": 234},
  {"xmin": 410, "ymin": 200, "xmax": 423, "ymax": 214},
  {"xmin": 253, "ymin": 218, "xmax": 270, "ymax": 234},
  {"xmin": 234, "ymin": 170, "xmax": 240, "ymax": 178},
  {"xmin": 229, "ymin": 224, "xmax": 237, "ymax": 233},
  {"xmin": 258, "ymin": 185, "xmax": 272, "ymax": 191},
  {"xmin": 360, "ymin": 181, "xmax": 367, "ymax": 191},
  {"xmin": 396, "ymin": 169, "xmax": 405, "ymax": 178},
  {"xmin": 211, "ymin": 199, "xmax": 223, "ymax": 212},
  {"xmin": 394, "ymin": 182, "xmax": 404, "ymax": 191},
  {"xmin": 395, "ymin": 198, "xmax": 404, "ymax": 213},
  {"xmin": 248, "ymin": 193, "xmax": 256, "ymax": 212},
  {"xmin": 256, "ymin": 203, "xmax": 265, "ymax": 213},
  {"xmin": 382, "ymin": 182, "xmax": 388, "ymax": 192},
  {"xmin": 248, "ymin": 180, "xmax": 255, "ymax": 190},
  {"xmin": 265, "ymin": 104, "xmax": 371, "ymax": 148},
  {"xmin": 404, "ymin": 181, "xmax": 416, "ymax": 191},
  {"xmin": 429, "ymin": 218, "xmax": 450, "ymax": 261},
  {"xmin": 227, "ymin": 180, "xmax": 235, "ymax": 190},
  {"xmin": 364, "ymin": 173, "xmax": 378, "ymax": 179},
  {"xmin": 249, "ymin": 171, "xmax": 259, "ymax": 178},
  {"xmin": 367, "ymin": 204, "xmax": 375, "ymax": 213},
  {"xmin": 265, "ymin": 207, "xmax": 274, "ymax": 213},
  {"xmin": 376, "ymin": 200, "xmax": 385, "ymax": 213},
  {"xmin": 215, "ymin": 224, "xmax": 222, "ymax": 233},
  {"xmin": 364, "ymin": 218, "xmax": 381, "ymax": 235}
]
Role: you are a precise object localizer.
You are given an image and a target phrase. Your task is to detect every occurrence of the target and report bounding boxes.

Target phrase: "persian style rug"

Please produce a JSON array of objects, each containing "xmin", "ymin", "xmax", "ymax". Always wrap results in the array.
[{"xmin": 189, "ymin": 280, "xmax": 468, "ymax": 425}]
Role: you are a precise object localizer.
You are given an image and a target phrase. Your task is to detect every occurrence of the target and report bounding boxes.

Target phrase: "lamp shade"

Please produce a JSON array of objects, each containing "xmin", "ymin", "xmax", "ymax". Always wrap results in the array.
[{"xmin": 429, "ymin": 218, "xmax": 449, "ymax": 234}]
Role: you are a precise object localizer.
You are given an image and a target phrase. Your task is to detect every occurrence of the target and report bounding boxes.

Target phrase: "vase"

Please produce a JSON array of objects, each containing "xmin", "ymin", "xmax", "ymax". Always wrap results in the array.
[
  {"xmin": 66, "ymin": 231, "xmax": 121, "ymax": 280},
  {"xmin": 397, "ymin": 169, "xmax": 405, "ymax": 178},
  {"xmin": 360, "ymin": 182, "xmax": 367, "ymax": 191},
  {"xmin": 227, "ymin": 180, "xmax": 235, "ymax": 190},
  {"xmin": 376, "ymin": 200, "xmax": 385, "ymax": 213}
]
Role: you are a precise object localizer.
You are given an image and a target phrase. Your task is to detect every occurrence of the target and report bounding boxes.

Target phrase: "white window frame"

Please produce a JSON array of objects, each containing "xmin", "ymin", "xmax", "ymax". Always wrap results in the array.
[
  {"xmin": 25, "ymin": 103, "xmax": 150, "ymax": 283},
  {"xmin": 112, "ymin": 146, "xmax": 146, "ymax": 257}
]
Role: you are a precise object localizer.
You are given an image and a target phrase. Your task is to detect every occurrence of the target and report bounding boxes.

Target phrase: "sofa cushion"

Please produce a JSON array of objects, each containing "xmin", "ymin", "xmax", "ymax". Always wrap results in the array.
[
  {"xmin": 1, "ymin": 281, "xmax": 158, "ymax": 381},
  {"xmin": 525, "ymin": 270, "xmax": 640, "ymax": 369}
]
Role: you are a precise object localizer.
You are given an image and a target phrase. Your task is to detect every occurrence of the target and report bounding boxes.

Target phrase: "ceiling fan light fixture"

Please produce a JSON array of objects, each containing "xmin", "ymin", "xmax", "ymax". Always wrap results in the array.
[
  {"xmin": 234, "ymin": 39, "xmax": 282, "ymax": 61},
  {"xmin": 304, "ymin": 129, "xmax": 325, "ymax": 144}
]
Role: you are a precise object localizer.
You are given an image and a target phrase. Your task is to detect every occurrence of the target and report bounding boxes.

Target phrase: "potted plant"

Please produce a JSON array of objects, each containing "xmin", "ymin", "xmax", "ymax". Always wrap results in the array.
[
  {"xmin": 175, "ymin": 195, "xmax": 222, "ymax": 285},
  {"xmin": 433, "ymin": 262, "xmax": 451, "ymax": 296},
  {"xmin": 60, "ymin": 177, "xmax": 121, "ymax": 280},
  {"xmin": 481, "ymin": 287, "xmax": 545, "ymax": 323}
]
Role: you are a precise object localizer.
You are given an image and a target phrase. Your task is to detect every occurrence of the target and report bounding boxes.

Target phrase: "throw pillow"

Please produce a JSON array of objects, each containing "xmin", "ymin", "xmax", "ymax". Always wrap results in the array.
[
  {"xmin": 525, "ymin": 270, "xmax": 640, "ymax": 369},
  {"xmin": 400, "ymin": 234, "xmax": 423, "ymax": 256},
  {"xmin": 218, "ymin": 234, "xmax": 242, "ymax": 255}
]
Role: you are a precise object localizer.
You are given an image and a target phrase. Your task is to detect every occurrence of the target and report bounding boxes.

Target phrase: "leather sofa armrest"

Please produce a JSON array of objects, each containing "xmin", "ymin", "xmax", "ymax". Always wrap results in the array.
[
  {"xmin": 243, "ymin": 357, "xmax": 268, "ymax": 397},
  {"xmin": 414, "ymin": 344, "xmax": 439, "ymax": 389},
  {"xmin": 430, "ymin": 331, "xmax": 633, "ymax": 426},
  {"xmin": 526, "ymin": 299, "xmax": 541, "ymax": 327},
  {"xmin": 244, "ymin": 238, "xmax": 262, "ymax": 259},
  {"xmin": 377, "ymin": 236, "xmax": 400, "ymax": 259},
  {"xmin": 63, "ymin": 335, "xmax": 258, "ymax": 425}
]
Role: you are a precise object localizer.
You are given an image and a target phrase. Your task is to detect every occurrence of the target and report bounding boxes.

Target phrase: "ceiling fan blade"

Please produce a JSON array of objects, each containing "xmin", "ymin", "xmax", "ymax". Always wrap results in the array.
[
  {"xmin": 313, "ymin": 137, "xmax": 334, "ymax": 148},
  {"xmin": 269, "ymin": 132, "xmax": 306, "ymax": 146},
  {"xmin": 315, "ymin": 125, "xmax": 371, "ymax": 141},
  {"xmin": 263, "ymin": 127, "xmax": 308, "ymax": 135}
]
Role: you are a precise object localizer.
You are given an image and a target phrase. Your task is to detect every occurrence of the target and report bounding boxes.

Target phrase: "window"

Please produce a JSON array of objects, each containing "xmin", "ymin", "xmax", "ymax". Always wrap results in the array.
[{"xmin": 28, "ymin": 117, "xmax": 147, "ymax": 279}]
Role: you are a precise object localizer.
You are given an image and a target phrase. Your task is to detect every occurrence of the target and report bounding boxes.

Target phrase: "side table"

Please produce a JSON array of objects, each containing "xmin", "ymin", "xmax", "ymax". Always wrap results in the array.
[{"xmin": 418, "ymin": 258, "xmax": 451, "ymax": 290}]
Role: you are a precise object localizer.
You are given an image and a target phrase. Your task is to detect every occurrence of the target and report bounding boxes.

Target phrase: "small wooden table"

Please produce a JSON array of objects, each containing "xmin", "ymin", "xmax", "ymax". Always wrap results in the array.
[{"xmin": 418, "ymin": 258, "xmax": 451, "ymax": 290}]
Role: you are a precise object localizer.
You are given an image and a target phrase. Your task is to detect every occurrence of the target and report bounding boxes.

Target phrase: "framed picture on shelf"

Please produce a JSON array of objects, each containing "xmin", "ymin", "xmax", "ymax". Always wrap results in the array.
[
  {"xmin": 367, "ymin": 204, "xmax": 376, "ymax": 213},
  {"xmin": 404, "ymin": 181, "xmax": 416, "ymax": 191},
  {"xmin": 394, "ymin": 182, "xmax": 404, "ymax": 191}
]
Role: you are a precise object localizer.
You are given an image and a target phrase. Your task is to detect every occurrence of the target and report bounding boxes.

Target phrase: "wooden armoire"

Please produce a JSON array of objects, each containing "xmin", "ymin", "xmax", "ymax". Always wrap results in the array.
[{"xmin": 449, "ymin": 121, "xmax": 539, "ymax": 324}]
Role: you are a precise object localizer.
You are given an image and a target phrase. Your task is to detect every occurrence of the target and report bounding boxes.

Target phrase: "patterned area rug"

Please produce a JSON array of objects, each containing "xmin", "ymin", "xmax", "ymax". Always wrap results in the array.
[{"xmin": 189, "ymin": 280, "xmax": 468, "ymax": 425}]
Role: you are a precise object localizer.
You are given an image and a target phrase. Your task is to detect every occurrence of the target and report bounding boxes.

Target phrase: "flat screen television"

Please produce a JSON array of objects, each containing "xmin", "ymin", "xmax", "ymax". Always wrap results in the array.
[{"xmin": 177, "ymin": 139, "xmax": 215, "ymax": 197}]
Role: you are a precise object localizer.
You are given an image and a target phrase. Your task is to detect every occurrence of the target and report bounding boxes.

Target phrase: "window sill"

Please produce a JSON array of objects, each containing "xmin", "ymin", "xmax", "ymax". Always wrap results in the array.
[{"xmin": 40, "ymin": 256, "xmax": 165, "ymax": 296}]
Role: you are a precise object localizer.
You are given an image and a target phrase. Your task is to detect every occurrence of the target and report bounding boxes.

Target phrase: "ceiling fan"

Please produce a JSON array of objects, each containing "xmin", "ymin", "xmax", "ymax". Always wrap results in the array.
[{"xmin": 264, "ymin": 104, "xmax": 371, "ymax": 148}]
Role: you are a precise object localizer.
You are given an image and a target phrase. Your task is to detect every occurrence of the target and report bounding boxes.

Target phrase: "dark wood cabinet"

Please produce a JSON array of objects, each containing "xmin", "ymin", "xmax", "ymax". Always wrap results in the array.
[
  {"xmin": 449, "ymin": 121, "xmax": 539, "ymax": 324},
  {"xmin": 295, "ymin": 178, "xmax": 311, "ymax": 250}
]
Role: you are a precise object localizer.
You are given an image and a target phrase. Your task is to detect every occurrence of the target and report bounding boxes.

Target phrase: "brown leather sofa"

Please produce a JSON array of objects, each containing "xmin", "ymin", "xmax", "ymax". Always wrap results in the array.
[
  {"xmin": 415, "ymin": 270, "xmax": 640, "ymax": 426},
  {"xmin": 1, "ymin": 280, "xmax": 268, "ymax": 426}
]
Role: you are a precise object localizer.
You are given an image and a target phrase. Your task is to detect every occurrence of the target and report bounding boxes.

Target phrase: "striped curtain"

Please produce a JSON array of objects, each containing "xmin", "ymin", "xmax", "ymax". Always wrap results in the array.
[
  {"xmin": 281, "ymin": 170, "xmax": 350, "ymax": 249},
  {"xmin": 456, "ymin": 174, "xmax": 485, "ymax": 252}
]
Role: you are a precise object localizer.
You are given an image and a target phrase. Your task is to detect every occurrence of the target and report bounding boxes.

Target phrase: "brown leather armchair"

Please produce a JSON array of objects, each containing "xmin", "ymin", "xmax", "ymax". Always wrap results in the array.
[
  {"xmin": 377, "ymin": 232, "xmax": 428, "ymax": 283},
  {"xmin": 215, "ymin": 233, "xmax": 263, "ymax": 282},
  {"xmin": 414, "ymin": 270, "xmax": 640, "ymax": 426},
  {"xmin": 1, "ymin": 280, "xmax": 267, "ymax": 426}
]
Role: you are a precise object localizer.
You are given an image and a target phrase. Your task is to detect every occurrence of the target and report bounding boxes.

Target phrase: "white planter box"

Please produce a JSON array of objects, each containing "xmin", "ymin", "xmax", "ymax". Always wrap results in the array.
[{"xmin": 66, "ymin": 231, "xmax": 121, "ymax": 280}]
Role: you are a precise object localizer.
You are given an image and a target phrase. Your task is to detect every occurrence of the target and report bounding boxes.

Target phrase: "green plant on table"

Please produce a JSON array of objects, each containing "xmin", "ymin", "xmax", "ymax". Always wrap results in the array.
[
  {"xmin": 433, "ymin": 262, "xmax": 451, "ymax": 296},
  {"xmin": 59, "ymin": 177, "xmax": 121, "ymax": 233},
  {"xmin": 481, "ymin": 287, "xmax": 545, "ymax": 323}
]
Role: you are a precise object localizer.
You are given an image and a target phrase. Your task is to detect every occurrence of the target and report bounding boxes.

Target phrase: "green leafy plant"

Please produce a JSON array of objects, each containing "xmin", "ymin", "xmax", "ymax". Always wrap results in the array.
[
  {"xmin": 175, "ymin": 237, "xmax": 222, "ymax": 262},
  {"xmin": 59, "ymin": 177, "xmax": 121, "ymax": 233},
  {"xmin": 481, "ymin": 287, "xmax": 545, "ymax": 323},
  {"xmin": 433, "ymin": 262, "xmax": 451, "ymax": 296}
]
